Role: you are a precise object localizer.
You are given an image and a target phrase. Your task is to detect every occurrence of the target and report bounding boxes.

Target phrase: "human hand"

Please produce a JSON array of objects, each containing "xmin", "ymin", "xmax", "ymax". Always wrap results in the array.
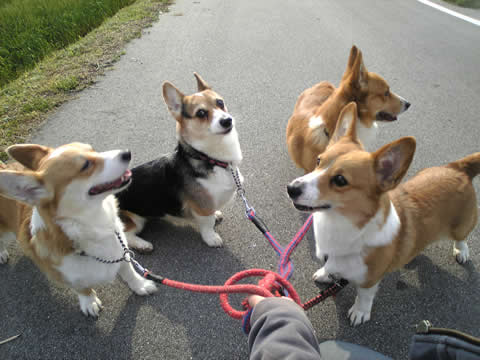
[{"xmin": 248, "ymin": 295, "xmax": 293, "ymax": 308}]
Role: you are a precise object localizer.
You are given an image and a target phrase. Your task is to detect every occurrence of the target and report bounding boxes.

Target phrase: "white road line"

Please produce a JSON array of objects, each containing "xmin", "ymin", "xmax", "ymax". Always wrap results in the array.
[{"xmin": 417, "ymin": 0, "xmax": 480, "ymax": 26}]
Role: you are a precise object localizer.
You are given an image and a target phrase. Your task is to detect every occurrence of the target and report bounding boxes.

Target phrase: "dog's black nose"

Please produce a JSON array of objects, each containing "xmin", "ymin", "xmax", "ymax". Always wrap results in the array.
[
  {"xmin": 405, "ymin": 102, "xmax": 411, "ymax": 110},
  {"xmin": 220, "ymin": 117, "xmax": 232, "ymax": 128},
  {"xmin": 121, "ymin": 150, "xmax": 131, "ymax": 162},
  {"xmin": 287, "ymin": 182, "xmax": 303, "ymax": 199}
]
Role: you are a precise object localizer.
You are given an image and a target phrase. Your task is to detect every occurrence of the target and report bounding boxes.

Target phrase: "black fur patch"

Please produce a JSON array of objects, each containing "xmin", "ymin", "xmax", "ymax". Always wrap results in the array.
[{"xmin": 116, "ymin": 143, "xmax": 216, "ymax": 218}]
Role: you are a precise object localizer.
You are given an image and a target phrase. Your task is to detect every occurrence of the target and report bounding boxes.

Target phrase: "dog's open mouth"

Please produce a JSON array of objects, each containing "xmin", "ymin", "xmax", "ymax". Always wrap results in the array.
[
  {"xmin": 88, "ymin": 170, "xmax": 132, "ymax": 196},
  {"xmin": 293, "ymin": 203, "xmax": 331, "ymax": 212},
  {"xmin": 376, "ymin": 111, "xmax": 397, "ymax": 122}
]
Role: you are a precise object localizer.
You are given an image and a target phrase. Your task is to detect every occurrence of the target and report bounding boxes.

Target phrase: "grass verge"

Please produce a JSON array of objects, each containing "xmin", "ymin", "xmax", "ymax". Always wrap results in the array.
[
  {"xmin": 442, "ymin": 0, "xmax": 480, "ymax": 8},
  {"xmin": 0, "ymin": 0, "xmax": 170, "ymax": 161},
  {"xmin": 0, "ymin": 0, "xmax": 140, "ymax": 86}
]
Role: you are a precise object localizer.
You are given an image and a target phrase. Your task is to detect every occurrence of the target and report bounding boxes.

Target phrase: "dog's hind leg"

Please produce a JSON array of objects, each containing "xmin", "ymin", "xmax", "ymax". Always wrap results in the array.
[
  {"xmin": 125, "ymin": 232, "xmax": 154, "ymax": 253},
  {"xmin": 0, "ymin": 231, "xmax": 14, "ymax": 264},
  {"xmin": 214, "ymin": 211, "xmax": 223, "ymax": 225},
  {"xmin": 453, "ymin": 240, "xmax": 469, "ymax": 264},
  {"xmin": 119, "ymin": 210, "xmax": 153, "ymax": 253},
  {"xmin": 451, "ymin": 195, "xmax": 476, "ymax": 264}
]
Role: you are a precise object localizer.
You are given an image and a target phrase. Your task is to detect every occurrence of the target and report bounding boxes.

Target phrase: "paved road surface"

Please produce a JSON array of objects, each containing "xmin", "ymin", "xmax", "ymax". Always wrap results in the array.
[{"xmin": 1, "ymin": 0, "xmax": 479, "ymax": 359}]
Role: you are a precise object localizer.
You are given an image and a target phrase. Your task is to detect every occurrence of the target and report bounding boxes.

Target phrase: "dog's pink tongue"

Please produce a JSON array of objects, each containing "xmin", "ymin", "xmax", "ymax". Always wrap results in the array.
[{"xmin": 111, "ymin": 177, "xmax": 123, "ymax": 187}]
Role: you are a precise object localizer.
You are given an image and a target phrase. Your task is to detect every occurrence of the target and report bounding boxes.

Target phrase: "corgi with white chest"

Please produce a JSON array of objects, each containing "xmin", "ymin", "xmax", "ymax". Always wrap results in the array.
[
  {"xmin": 0, "ymin": 143, "xmax": 157, "ymax": 317},
  {"xmin": 117, "ymin": 73, "xmax": 242, "ymax": 251},
  {"xmin": 287, "ymin": 102, "xmax": 477, "ymax": 326},
  {"xmin": 286, "ymin": 45, "xmax": 411, "ymax": 173}
]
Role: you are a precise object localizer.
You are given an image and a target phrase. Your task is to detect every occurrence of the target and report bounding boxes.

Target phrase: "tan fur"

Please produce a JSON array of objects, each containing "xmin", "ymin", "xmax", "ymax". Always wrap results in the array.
[{"xmin": 286, "ymin": 45, "xmax": 408, "ymax": 172}]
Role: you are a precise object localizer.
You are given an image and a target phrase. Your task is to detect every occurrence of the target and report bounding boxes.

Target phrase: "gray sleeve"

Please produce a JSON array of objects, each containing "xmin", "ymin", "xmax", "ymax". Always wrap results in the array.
[{"xmin": 248, "ymin": 298, "xmax": 322, "ymax": 360}]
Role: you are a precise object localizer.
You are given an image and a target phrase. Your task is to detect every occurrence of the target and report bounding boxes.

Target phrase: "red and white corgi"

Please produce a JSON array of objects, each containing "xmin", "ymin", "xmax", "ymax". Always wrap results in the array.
[
  {"xmin": 286, "ymin": 45, "xmax": 410, "ymax": 173},
  {"xmin": 0, "ymin": 143, "xmax": 157, "ymax": 317},
  {"xmin": 287, "ymin": 103, "xmax": 477, "ymax": 326}
]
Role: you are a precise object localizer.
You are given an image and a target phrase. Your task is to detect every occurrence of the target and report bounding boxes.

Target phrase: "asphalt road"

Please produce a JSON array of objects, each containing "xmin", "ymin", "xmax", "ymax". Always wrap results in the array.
[{"xmin": 1, "ymin": 0, "xmax": 480, "ymax": 359}]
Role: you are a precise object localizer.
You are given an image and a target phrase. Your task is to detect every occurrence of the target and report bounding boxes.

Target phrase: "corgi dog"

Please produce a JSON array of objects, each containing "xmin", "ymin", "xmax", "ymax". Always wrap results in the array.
[
  {"xmin": 287, "ymin": 102, "xmax": 477, "ymax": 326},
  {"xmin": 286, "ymin": 45, "xmax": 411, "ymax": 173},
  {"xmin": 117, "ymin": 73, "xmax": 242, "ymax": 251},
  {"xmin": 0, "ymin": 143, "xmax": 157, "ymax": 317}
]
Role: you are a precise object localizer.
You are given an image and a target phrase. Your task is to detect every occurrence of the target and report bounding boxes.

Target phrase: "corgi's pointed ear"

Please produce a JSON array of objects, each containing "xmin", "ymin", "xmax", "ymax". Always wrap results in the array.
[
  {"xmin": 373, "ymin": 137, "xmax": 416, "ymax": 192},
  {"xmin": 7, "ymin": 144, "xmax": 51, "ymax": 170},
  {"xmin": 0, "ymin": 170, "xmax": 51, "ymax": 205},
  {"xmin": 341, "ymin": 45, "xmax": 359, "ymax": 80},
  {"xmin": 163, "ymin": 81, "xmax": 185, "ymax": 120},
  {"xmin": 349, "ymin": 48, "xmax": 368, "ymax": 90},
  {"xmin": 330, "ymin": 102, "xmax": 358, "ymax": 143},
  {"xmin": 194, "ymin": 72, "xmax": 211, "ymax": 91}
]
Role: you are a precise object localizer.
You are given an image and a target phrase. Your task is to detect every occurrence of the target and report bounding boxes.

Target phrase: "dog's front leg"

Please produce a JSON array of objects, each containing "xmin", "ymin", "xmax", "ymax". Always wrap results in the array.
[
  {"xmin": 315, "ymin": 245, "xmax": 328, "ymax": 267},
  {"xmin": 192, "ymin": 211, "xmax": 223, "ymax": 247},
  {"xmin": 312, "ymin": 255, "xmax": 337, "ymax": 283},
  {"xmin": 348, "ymin": 283, "xmax": 379, "ymax": 326},
  {"xmin": 118, "ymin": 261, "xmax": 158, "ymax": 296},
  {"xmin": 75, "ymin": 288, "xmax": 103, "ymax": 317}
]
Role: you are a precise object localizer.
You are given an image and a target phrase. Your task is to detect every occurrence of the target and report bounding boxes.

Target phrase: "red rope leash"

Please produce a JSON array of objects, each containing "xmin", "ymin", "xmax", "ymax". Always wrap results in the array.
[
  {"xmin": 130, "ymin": 213, "xmax": 347, "ymax": 334},
  {"xmin": 127, "ymin": 166, "xmax": 348, "ymax": 334}
]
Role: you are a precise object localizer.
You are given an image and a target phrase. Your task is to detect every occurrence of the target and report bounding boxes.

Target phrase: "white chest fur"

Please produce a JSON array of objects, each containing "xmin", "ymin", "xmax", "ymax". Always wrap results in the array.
[
  {"xmin": 356, "ymin": 121, "xmax": 378, "ymax": 150},
  {"xmin": 55, "ymin": 196, "xmax": 126, "ymax": 289},
  {"xmin": 197, "ymin": 166, "xmax": 241, "ymax": 209},
  {"xmin": 314, "ymin": 202, "xmax": 400, "ymax": 284}
]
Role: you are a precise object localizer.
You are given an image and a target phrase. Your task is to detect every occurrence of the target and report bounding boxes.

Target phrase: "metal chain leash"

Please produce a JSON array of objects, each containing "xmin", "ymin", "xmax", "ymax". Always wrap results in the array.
[
  {"xmin": 229, "ymin": 165, "xmax": 253, "ymax": 214},
  {"xmin": 78, "ymin": 230, "xmax": 134, "ymax": 264}
]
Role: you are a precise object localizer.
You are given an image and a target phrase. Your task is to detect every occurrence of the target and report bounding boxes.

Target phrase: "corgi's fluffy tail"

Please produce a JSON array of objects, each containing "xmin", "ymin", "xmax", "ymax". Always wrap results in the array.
[{"xmin": 449, "ymin": 152, "xmax": 480, "ymax": 179}]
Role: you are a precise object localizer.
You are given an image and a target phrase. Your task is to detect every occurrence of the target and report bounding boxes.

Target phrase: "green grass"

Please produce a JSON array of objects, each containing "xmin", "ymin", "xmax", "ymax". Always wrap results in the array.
[
  {"xmin": 442, "ymin": 0, "xmax": 480, "ymax": 8},
  {"xmin": 0, "ymin": 0, "xmax": 142, "ymax": 86},
  {"xmin": 0, "ymin": 0, "xmax": 170, "ymax": 160}
]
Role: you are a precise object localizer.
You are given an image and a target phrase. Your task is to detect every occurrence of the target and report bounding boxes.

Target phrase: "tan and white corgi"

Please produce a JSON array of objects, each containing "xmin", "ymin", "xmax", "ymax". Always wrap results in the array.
[
  {"xmin": 287, "ymin": 103, "xmax": 477, "ymax": 326},
  {"xmin": 0, "ymin": 143, "xmax": 157, "ymax": 317},
  {"xmin": 286, "ymin": 45, "xmax": 410, "ymax": 173},
  {"xmin": 117, "ymin": 73, "xmax": 243, "ymax": 251}
]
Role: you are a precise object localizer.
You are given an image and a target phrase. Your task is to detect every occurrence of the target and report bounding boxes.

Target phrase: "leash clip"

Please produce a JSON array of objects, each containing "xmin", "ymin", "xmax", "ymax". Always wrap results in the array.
[{"xmin": 123, "ymin": 249, "xmax": 135, "ymax": 262}]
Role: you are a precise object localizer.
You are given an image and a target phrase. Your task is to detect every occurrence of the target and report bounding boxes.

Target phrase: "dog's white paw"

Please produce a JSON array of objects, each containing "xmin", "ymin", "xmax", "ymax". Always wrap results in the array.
[
  {"xmin": 126, "ymin": 234, "xmax": 154, "ymax": 254},
  {"xmin": 78, "ymin": 291, "xmax": 103, "ymax": 317},
  {"xmin": 454, "ymin": 241, "xmax": 469, "ymax": 264},
  {"xmin": 131, "ymin": 279, "xmax": 158, "ymax": 296},
  {"xmin": 214, "ymin": 211, "xmax": 224, "ymax": 225},
  {"xmin": 0, "ymin": 249, "xmax": 9, "ymax": 264},
  {"xmin": 203, "ymin": 232, "xmax": 223, "ymax": 247},
  {"xmin": 348, "ymin": 302, "xmax": 371, "ymax": 327},
  {"xmin": 312, "ymin": 267, "xmax": 331, "ymax": 283}
]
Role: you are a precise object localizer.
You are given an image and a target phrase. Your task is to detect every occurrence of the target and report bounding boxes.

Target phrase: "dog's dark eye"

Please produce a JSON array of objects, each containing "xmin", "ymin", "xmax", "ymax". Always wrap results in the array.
[
  {"xmin": 331, "ymin": 174, "xmax": 348, "ymax": 187},
  {"xmin": 81, "ymin": 160, "xmax": 91, "ymax": 172},
  {"xmin": 384, "ymin": 90, "xmax": 390, "ymax": 97},
  {"xmin": 196, "ymin": 109, "xmax": 208, "ymax": 118},
  {"xmin": 316, "ymin": 157, "xmax": 321, "ymax": 166},
  {"xmin": 216, "ymin": 99, "xmax": 225, "ymax": 109}
]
